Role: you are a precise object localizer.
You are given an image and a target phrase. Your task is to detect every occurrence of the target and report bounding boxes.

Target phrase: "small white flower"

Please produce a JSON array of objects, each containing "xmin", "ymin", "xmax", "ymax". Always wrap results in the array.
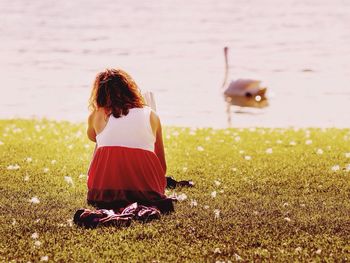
[
  {"xmin": 211, "ymin": 191, "xmax": 217, "ymax": 198},
  {"xmin": 75, "ymin": 131, "xmax": 82, "ymax": 138},
  {"xmin": 345, "ymin": 153, "xmax": 350, "ymax": 158},
  {"xmin": 40, "ymin": 256, "xmax": 48, "ymax": 261},
  {"xmin": 239, "ymin": 150, "xmax": 245, "ymax": 154},
  {"xmin": 34, "ymin": 219, "xmax": 41, "ymax": 223},
  {"xmin": 265, "ymin": 148, "xmax": 273, "ymax": 154},
  {"xmin": 0, "ymin": 140, "xmax": 4, "ymax": 145},
  {"xmin": 30, "ymin": 196, "xmax": 40, "ymax": 204},
  {"xmin": 64, "ymin": 176, "xmax": 74, "ymax": 185},
  {"xmin": 316, "ymin": 149, "xmax": 323, "ymax": 155},
  {"xmin": 177, "ymin": 193, "xmax": 187, "ymax": 202},
  {"xmin": 13, "ymin": 128, "xmax": 22, "ymax": 133},
  {"xmin": 197, "ymin": 146, "xmax": 204, "ymax": 152},
  {"xmin": 305, "ymin": 140, "xmax": 312, "ymax": 145},
  {"xmin": 232, "ymin": 167, "xmax": 237, "ymax": 172},
  {"xmin": 31, "ymin": 232, "xmax": 39, "ymax": 239},
  {"xmin": 331, "ymin": 165, "xmax": 340, "ymax": 171},
  {"xmin": 214, "ymin": 248, "xmax": 221, "ymax": 254},
  {"xmin": 276, "ymin": 140, "xmax": 282, "ymax": 144},
  {"xmin": 316, "ymin": 248, "xmax": 322, "ymax": 255},
  {"xmin": 172, "ymin": 131, "xmax": 179, "ymax": 137},
  {"xmin": 213, "ymin": 209, "xmax": 220, "ymax": 219},
  {"xmin": 43, "ymin": 168, "xmax": 49, "ymax": 173},
  {"xmin": 282, "ymin": 202, "xmax": 289, "ymax": 207},
  {"xmin": 12, "ymin": 219, "xmax": 16, "ymax": 225},
  {"xmin": 66, "ymin": 219, "xmax": 73, "ymax": 227},
  {"xmin": 346, "ymin": 164, "xmax": 350, "ymax": 171},
  {"xmin": 284, "ymin": 217, "xmax": 291, "ymax": 222},
  {"xmin": 219, "ymin": 190, "xmax": 224, "ymax": 193},
  {"xmin": 295, "ymin": 247, "xmax": 302, "ymax": 253},
  {"xmin": 34, "ymin": 240, "xmax": 42, "ymax": 247},
  {"xmin": 234, "ymin": 253, "xmax": 243, "ymax": 261},
  {"xmin": 235, "ymin": 136, "xmax": 241, "ymax": 142},
  {"xmin": 244, "ymin": 156, "xmax": 251, "ymax": 161},
  {"xmin": 24, "ymin": 175, "xmax": 30, "ymax": 181},
  {"xmin": 189, "ymin": 131, "xmax": 196, "ymax": 136},
  {"xmin": 7, "ymin": 164, "xmax": 20, "ymax": 170},
  {"xmin": 289, "ymin": 141, "xmax": 296, "ymax": 146},
  {"xmin": 300, "ymin": 203, "xmax": 306, "ymax": 207},
  {"xmin": 205, "ymin": 136, "xmax": 210, "ymax": 141},
  {"xmin": 79, "ymin": 174, "xmax": 87, "ymax": 179},
  {"xmin": 182, "ymin": 167, "xmax": 188, "ymax": 172},
  {"xmin": 67, "ymin": 144, "xmax": 73, "ymax": 150},
  {"xmin": 84, "ymin": 144, "xmax": 90, "ymax": 149},
  {"xmin": 214, "ymin": 180, "xmax": 221, "ymax": 186},
  {"xmin": 26, "ymin": 157, "xmax": 32, "ymax": 163},
  {"xmin": 190, "ymin": 199, "xmax": 197, "ymax": 207},
  {"xmin": 51, "ymin": 160, "xmax": 57, "ymax": 165},
  {"xmin": 204, "ymin": 205, "xmax": 210, "ymax": 209}
]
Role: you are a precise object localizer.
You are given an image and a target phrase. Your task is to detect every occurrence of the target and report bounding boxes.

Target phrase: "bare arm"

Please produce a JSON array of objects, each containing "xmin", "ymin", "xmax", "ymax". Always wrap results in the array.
[
  {"xmin": 150, "ymin": 111, "xmax": 167, "ymax": 173},
  {"xmin": 87, "ymin": 112, "xmax": 97, "ymax": 142}
]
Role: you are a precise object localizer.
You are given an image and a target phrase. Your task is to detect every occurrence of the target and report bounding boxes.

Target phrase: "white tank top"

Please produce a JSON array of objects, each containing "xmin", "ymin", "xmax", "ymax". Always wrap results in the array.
[{"xmin": 96, "ymin": 107, "xmax": 155, "ymax": 152}]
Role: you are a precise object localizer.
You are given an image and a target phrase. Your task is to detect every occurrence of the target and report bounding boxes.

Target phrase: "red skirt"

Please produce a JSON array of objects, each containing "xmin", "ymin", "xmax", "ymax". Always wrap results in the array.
[{"xmin": 87, "ymin": 146, "xmax": 168, "ymax": 211}]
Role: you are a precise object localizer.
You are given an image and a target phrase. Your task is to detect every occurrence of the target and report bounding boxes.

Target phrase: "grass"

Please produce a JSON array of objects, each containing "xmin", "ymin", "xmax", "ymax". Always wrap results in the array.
[{"xmin": 0, "ymin": 119, "xmax": 349, "ymax": 262}]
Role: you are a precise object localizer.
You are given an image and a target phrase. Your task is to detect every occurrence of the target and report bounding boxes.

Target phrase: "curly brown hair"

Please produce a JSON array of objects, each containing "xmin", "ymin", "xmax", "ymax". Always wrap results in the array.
[{"xmin": 89, "ymin": 68, "xmax": 145, "ymax": 118}]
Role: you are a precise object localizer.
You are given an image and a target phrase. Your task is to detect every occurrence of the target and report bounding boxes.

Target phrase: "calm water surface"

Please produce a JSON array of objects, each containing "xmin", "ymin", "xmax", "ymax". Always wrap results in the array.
[{"xmin": 1, "ymin": 0, "xmax": 350, "ymax": 127}]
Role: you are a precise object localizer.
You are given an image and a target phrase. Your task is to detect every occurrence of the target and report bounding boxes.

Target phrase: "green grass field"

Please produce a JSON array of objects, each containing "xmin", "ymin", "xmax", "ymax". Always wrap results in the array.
[{"xmin": 0, "ymin": 119, "xmax": 349, "ymax": 262}]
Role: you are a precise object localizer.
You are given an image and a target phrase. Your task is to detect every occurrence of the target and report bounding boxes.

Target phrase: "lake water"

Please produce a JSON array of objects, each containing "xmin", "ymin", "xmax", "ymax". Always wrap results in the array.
[{"xmin": 1, "ymin": 0, "xmax": 350, "ymax": 127}]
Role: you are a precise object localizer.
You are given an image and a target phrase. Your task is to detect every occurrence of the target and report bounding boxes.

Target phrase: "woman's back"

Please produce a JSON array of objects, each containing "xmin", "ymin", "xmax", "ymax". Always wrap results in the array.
[{"xmin": 96, "ymin": 107, "xmax": 155, "ymax": 152}]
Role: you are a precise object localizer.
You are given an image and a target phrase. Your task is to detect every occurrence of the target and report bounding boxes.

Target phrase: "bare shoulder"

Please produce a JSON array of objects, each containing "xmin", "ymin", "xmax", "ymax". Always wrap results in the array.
[
  {"xmin": 94, "ymin": 108, "xmax": 107, "ymax": 121},
  {"xmin": 150, "ymin": 110, "xmax": 160, "ymax": 125},
  {"xmin": 88, "ymin": 110, "xmax": 96, "ymax": 124},
  {"xmin": 88, "ymin": 108, "xmax": 108, "ymax": 128}
]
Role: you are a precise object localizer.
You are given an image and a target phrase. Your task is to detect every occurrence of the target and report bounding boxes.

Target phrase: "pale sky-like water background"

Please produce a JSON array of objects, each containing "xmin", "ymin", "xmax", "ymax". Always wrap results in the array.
[{"xmin": 1, "ymin": 0, "xmax": 349, "ymax": 127}]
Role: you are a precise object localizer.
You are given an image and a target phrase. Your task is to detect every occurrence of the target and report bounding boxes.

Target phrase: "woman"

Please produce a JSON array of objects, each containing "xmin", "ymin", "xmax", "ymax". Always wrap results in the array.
[{"xmin": 86, "ymin": 68, "xmax": 172, "ymax": 212}]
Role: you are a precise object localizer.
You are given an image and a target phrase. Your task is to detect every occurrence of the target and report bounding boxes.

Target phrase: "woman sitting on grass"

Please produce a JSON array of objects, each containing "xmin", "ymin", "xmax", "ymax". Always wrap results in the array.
[{"xmin": 86, "ymin": 68, "xmax": 172, "ymax": 212}]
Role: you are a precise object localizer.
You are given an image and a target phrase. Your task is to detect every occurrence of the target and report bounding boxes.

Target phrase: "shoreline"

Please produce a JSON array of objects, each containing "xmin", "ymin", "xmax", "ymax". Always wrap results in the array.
[{"xmin": 0, "ymin": 117, "xmax": 349, "ymax": 130}]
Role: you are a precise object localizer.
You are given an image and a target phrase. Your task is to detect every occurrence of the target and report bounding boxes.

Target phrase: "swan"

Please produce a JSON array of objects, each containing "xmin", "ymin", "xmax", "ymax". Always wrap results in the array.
[{"xmin": 222, "ymin": 47, "xmax": 268, "ymax": 125}]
